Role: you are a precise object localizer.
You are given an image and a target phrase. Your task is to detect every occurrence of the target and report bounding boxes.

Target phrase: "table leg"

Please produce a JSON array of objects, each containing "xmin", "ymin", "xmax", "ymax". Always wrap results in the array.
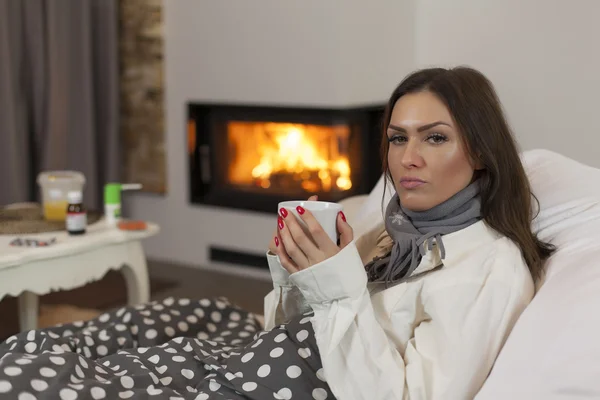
[
  {"xmin": 18, "ymin": 291, "xmax": 39, "ymax": 331},
  {"xmin": 122, "ymin": 241, "xmax": 150, "ymax": 306}
]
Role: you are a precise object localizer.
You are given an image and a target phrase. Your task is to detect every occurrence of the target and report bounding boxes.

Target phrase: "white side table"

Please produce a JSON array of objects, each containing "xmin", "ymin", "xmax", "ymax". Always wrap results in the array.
[{"xmin": 0, "ymin": 220, "xmax": 159, "ymax": 332}]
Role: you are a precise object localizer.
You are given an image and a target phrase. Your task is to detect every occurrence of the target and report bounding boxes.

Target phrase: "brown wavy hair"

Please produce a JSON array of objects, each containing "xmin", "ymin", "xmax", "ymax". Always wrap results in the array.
[{"xmin": 381, "ymin": 67, "xmax": 555, "ymax": 281}]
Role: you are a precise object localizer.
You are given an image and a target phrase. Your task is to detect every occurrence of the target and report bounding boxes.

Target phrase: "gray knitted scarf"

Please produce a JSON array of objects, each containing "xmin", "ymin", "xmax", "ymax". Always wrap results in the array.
[{"xmin": 365, "ymin": 181, "xmax": 482, "ymax": 284}]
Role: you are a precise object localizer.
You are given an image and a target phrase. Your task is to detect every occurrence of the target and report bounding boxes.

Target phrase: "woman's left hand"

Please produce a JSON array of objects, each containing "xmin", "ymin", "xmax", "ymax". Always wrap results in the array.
[{"xmin": 273, "ymin": 206, "xmax": 354, "ymax": 274}]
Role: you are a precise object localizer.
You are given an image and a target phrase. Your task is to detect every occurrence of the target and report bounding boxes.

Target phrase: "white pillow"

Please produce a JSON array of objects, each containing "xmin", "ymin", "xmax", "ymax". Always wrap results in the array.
[{"xmin": 476, "ymin": 149, "xmax": 600, "ymax": 399}]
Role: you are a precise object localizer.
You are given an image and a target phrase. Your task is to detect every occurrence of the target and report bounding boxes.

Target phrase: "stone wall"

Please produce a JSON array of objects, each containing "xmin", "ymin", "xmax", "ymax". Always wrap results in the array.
[{"xmin": 118, "ymin": 0, "xmax": 166, "ymax": 193}]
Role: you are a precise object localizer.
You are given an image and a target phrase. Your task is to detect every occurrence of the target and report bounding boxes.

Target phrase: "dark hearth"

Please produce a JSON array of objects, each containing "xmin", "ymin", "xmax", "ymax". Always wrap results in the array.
[{"xmin": 188, "ymin": 103, "xmax": 384, "ymax": 213}]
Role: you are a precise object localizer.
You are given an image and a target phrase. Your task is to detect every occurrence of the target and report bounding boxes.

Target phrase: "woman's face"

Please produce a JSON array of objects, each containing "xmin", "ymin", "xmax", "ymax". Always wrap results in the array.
[{"xmin": 387, "ymin": 91, "xmax": 478, "ymax": 212}]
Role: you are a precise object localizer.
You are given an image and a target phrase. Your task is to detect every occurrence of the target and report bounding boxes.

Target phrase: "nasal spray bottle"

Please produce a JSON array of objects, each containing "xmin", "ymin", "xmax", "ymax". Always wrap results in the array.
[{"xmin": 104, "ymin": 183, "xmax": 142, "ymax": 226}]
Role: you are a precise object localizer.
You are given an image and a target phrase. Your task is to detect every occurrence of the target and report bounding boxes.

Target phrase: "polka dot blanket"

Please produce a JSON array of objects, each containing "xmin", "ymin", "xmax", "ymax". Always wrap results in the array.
[{"xmin": 0, "ymin": 297, "xmax": 334, "ymax": 399}]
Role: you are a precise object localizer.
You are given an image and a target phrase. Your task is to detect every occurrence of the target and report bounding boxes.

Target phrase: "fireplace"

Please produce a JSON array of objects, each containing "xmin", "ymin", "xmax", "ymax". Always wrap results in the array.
[{"xmin": 188, "ymin": 103, "xmax": 384, "ymax": 213}]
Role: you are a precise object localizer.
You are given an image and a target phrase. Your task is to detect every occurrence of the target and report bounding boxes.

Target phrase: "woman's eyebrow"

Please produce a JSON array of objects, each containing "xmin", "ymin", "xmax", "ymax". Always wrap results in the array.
[{"xmin": 388, "ymin": 121, "xmax": 452, "ymax": 133}]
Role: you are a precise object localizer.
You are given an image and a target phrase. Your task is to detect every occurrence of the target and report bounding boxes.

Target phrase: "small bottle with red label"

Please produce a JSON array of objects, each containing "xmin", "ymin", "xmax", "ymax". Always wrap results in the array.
[{"xmin": 66, "ymin": 191, "xmax": 87, "ymax": 235}]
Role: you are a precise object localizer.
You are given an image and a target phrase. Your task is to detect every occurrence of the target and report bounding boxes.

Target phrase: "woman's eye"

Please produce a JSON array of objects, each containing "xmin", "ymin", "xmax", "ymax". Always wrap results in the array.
[
  {"xmin": 427, "ymin": 133, "xmax": 448, "ymax": 144},
  {"xmin": 388, "ymin": 135, "xmax": 407, "ymax": 145}
]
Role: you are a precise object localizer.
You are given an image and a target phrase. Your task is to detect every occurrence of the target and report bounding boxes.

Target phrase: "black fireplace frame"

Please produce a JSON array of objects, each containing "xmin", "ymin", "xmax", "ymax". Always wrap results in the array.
[{"xmin": 187, "ymin": 102, "xmax": 385, "ymax": 214}]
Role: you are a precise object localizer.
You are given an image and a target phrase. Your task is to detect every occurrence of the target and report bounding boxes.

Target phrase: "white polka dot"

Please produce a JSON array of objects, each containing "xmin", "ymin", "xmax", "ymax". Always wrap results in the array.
[
  {"xmin": 193, "ymin": 308, "xmax": 205, "ymax": 319},
  {"xmin": 300, "ymin": 316, "xmax": 312, "ymax": 324},
  {"xmin": 197, "ymin": 332, "xmax": 209, "ymax": 340},
  {"xmin": 241, "ymin": 352, "xmax": 254, "ymax": 363},
  {"xmin": 59, "ymin": 388, "xmax": 78, "ymax": 400},
  {"xmin": 143, "ymin": 318, "xmax": 155, "ymax": 326},
  {"xmin": 149, "ymin": 372, "xmax": 159, "ymax": 385},
  {"xmin": 257, "ymin": 364, "xmax": 271, "ymax": 377},
  {"xmin": 275, "ymin": 388, "xmax": 292, "ymax": 399},
  {"xmin": 163, "ymin": 297, "xmax": 175, "ymax": 306},
  {"xmin": 160, "ymin": 314, "xmax": 171, "ymax": 322},
  {"xmin": 274, "ymin": 333, "xmax": 287, "ymax": 343},
  {"xmin": 91, "ymin": 387, "xmax": 106, "ymax": 399},
  {"xmin": 296, "ymin": 330, "xmax": 309, "ymax": 342},
  {"xmin": 146, "ymin": 329, "xmax": 157, "ymax": 340},
  {"xmin": 52, "ymin": 344, "xmax": 64, "ymax": 353},
  {"xmin": 99, "ymin": 313, "xmax": 110, "ymax": 323},
  {"xmin": 316, "ymin": 368, "xmax": 326, "ymax": 382},
  {"xmin": 4, "ymin": 367, "xmax": 21, "ymax": 376},
  {"xmin": 312, "ymin": 388, "xmax": 328, "ymax": 400},
  {"xmin": 83, "ymin": 348, "xmax": 92, "ymax": 358},
  {"xmin": 297, "ymin": 347, "xmax": 312, "ymax": 359},
  {"xmin": 173, "ymin": 337, "xmax": 184, "ymax": 344},
  {"xmin": 117, "ymin": 337, "xmax": 127, "ymax": 346},
  {"xmin": 183, "ymin": 343, "xmax": 193, "ymax": 352},
  {"xmin": 173, "ymin": 298, "xmax": 188, "ymax": 306},
  {"xmin": 227, "ymin": 322, "xmax": 239, "ymax": 329},
  {"xmin": 181, "ymin": 369, "xmax": 194, "ymax": 379},
  {"xmin": 172, "ymin": 356, "xmax": 186, "ymax": 363},
  {"xmin": 98, "ymin": 330, "xmax": 110, "ymax": 341},
  {"xmin": 131, "ymin": 325, "xmax": 139, "ymax": 336},
  {"xmin": 18, "ymin": 393, "xmax": 36, "ymax": 400},
  {"xmin": 269, "ymin": 347, "xmax": 284, "ymax": 358},
  {"xmin": 152, "ymin": 304, "xmax": 164, "ymax": 311},
  {"xmin": 122, "ymin": 313, "xmax": 132, "ymax": 323},
  {"xmin": 68, "ymin": 384, "xmax": 84, "ymax": 390},
  {"xmin": 95, "ymin": 366, "xmax": 108, "ymax": 374},
  {"xmin": 208, "ymin": 380, "xmax": 221, "ymax": 391},
  {"xmin": 186, "ymin": 315, "xmax": 198, "ymax": 324},
  {"xmin": 287, "ymin": 365, "xmax": 302, "ymax": 378},
  {"xmin": 242, "ymin": 381, "xmax": 257, "ymax": 392},
  {"xmin": 250, "ymin": 339, "xmax": 263, "ymax": 348},
  {"xmin": 206, "ymin": 323, "xmax": 216, "ymax": 333},
  {"xmin": 48, "ymin": 356, "xmax": 65, "ymax": 366},
  {"xmin": 78, "ymin": 357, "xmax": 88, "ymax": 369},
  {"xmin": 0, "ymin": 380, "xmax": 11, "ymax": 393},
  {"xmin": 31, "ymin": 378, "xmax": 48, "ymax": 391},
  {"xmin": 119, "ymin": 390, "xmax": 134, "ymax": 399},
  {"xmin": 210, "ymin": 312, "xmax": 222, "ymax": 323},
  {"xmin": 229, "ymin": 311, "xmax": 241, "ymax": 321},
  {"xmin": 15, "ymin": 358, "xmax": 32, "ymax": 365},
  {"xmin": 63, "ymin": 330, "xmax": 74, "ymax": 337},
  {"xmin": 75, "ymin": 365, "xmax": 85, "ymax": 378},
  {"xmin": 164, "ymin": 347, "xmax": 177, "ymax": 354},
  {"xmin": 147, "ymin": 385, "xmax": 162, "ymax": 395},
  {"xmin": 25, "ymin": 342, "xmax": 37, "ymax": 353},
  {"xmin": 195, "ymin": 394, "xmax": 209, "ymax": 400},
  {"xmin": 97, "ymin": 345, "xmax": 108, "ymax": 356},
  {"xmin": 178, "ymin": 322, "xmax": 189, "ymax": 332},
  {"xmin": 239, "ymin": 331, "xmax": 251, "ymax": 338},
  {"xmin": 148, "ymin": 355, "xmax": 160, "ymax": 364},
  {"xmin": 156, "ymin": 365, "xmax": 168, "ymax": 374},
  {"xmin": 120, "ymin": 376, "xmax": 134, "ymax": 389},
  {"xmin": 215, "ymin": 300, "xmax": 226, "ymax": 309},
  {"xmin": 115, "ymin": 324, "xmax": 127, "ymax": 332}
]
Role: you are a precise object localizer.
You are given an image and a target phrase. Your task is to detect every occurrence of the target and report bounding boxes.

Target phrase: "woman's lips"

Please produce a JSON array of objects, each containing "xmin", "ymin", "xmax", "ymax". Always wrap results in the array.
[{"xmin": 399, "ymin": 179, "xmax": 426, "ymax": 189}]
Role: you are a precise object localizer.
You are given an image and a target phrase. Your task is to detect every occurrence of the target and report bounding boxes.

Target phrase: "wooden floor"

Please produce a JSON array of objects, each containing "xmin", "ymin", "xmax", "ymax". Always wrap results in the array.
[{"xmin": 148, "ymin": 261, "xmax": 273, "ymax": 315}]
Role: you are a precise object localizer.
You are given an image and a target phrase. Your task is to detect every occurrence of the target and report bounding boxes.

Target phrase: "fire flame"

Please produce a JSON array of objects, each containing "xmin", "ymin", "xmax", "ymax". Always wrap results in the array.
[{"xmin": 228, "ymin": 122, "xmax": 352, "ymax": 192}]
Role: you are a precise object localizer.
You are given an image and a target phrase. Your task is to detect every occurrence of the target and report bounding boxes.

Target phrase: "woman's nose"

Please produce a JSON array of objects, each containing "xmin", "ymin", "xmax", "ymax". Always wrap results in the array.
[{"xmin": 401, "ymin": 140, "xmax": 424, "ymax": 168}]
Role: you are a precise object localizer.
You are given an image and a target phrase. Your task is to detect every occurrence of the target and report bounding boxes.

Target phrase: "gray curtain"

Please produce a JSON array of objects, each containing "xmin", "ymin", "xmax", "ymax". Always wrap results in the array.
[{"xmin": 0, "ymin": 0, "xmax": 119, "ymax": 210}]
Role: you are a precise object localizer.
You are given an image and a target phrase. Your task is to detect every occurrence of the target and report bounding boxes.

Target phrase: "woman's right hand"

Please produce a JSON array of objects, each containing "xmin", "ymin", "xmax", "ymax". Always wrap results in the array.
[{"xmin": 268, "ymin": 195, "xmax": 318, "ymax": 256}]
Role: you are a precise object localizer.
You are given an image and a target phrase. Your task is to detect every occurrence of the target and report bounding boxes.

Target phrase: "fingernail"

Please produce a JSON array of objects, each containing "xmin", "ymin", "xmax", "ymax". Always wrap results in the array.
[
  {"xmin": 278, "ymin": 216, "xmax": 284, "ymax": 230},
  {"xmin": 339, "ymin": 211, "xmax": 346, "ymax": 222},
  {"xmin": 274, "ymin": 236, "xmax": 279, "ymax": 247},
  {"xmin": 296, "ymin": 205, "xmax": 305, "ymax": 215},
  {"xmin": 279, "ymin": 208, "xmax": 288, "ymax": 218}
]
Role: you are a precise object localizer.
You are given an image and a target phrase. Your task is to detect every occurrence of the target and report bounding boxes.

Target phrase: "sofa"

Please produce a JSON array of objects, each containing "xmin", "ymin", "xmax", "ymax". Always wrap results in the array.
[{"xmin": 338, "ymin": 149, "xmax": 600, "ymax": 399}]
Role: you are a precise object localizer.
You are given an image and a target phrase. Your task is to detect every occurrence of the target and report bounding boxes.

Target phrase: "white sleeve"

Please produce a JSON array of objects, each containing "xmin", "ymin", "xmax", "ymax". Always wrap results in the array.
[
  {"xmin": 289, "ymin": 242, "xmax": 530, "ymax": 400},
  {"xmin": 263, "ymin": 251, "xmax": 311, "ymax": 331}
]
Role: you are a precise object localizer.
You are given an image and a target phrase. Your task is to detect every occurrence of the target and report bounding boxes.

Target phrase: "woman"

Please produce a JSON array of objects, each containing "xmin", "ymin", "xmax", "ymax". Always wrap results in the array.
[
  {"xmin": 264, "ymin": 66, "xmax": 554, "ymax": 399},
  {"xmin": 0, "ymin": 67, "xmax": 553, "ymax": 400}
]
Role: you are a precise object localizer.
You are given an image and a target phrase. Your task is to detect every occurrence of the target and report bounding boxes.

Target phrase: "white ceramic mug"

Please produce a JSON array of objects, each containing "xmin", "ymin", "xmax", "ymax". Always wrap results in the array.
[{"xmin": 277, "ymin": 200, "xmax": 343, "ymax": 242}]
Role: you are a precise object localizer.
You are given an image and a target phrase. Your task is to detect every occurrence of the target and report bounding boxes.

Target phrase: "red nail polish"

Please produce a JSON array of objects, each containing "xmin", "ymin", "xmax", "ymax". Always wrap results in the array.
[
  {"xmin": 278, "ymin": 216, "xmax": 284, "ymax": 229},
  {"xmin": 274, "ymin": 236, "xmax": 279, "ymax": 247},
  {"xmin": 296, "ymin": 206, "xmax": 305, "ymax": 215},
  {"xmin": 279, "ymin": 208, "xmax": 288, "ymax": 218},
  {"xmin": 340, "ymin": 211, "xmax": 346, "ymax": 222}
]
